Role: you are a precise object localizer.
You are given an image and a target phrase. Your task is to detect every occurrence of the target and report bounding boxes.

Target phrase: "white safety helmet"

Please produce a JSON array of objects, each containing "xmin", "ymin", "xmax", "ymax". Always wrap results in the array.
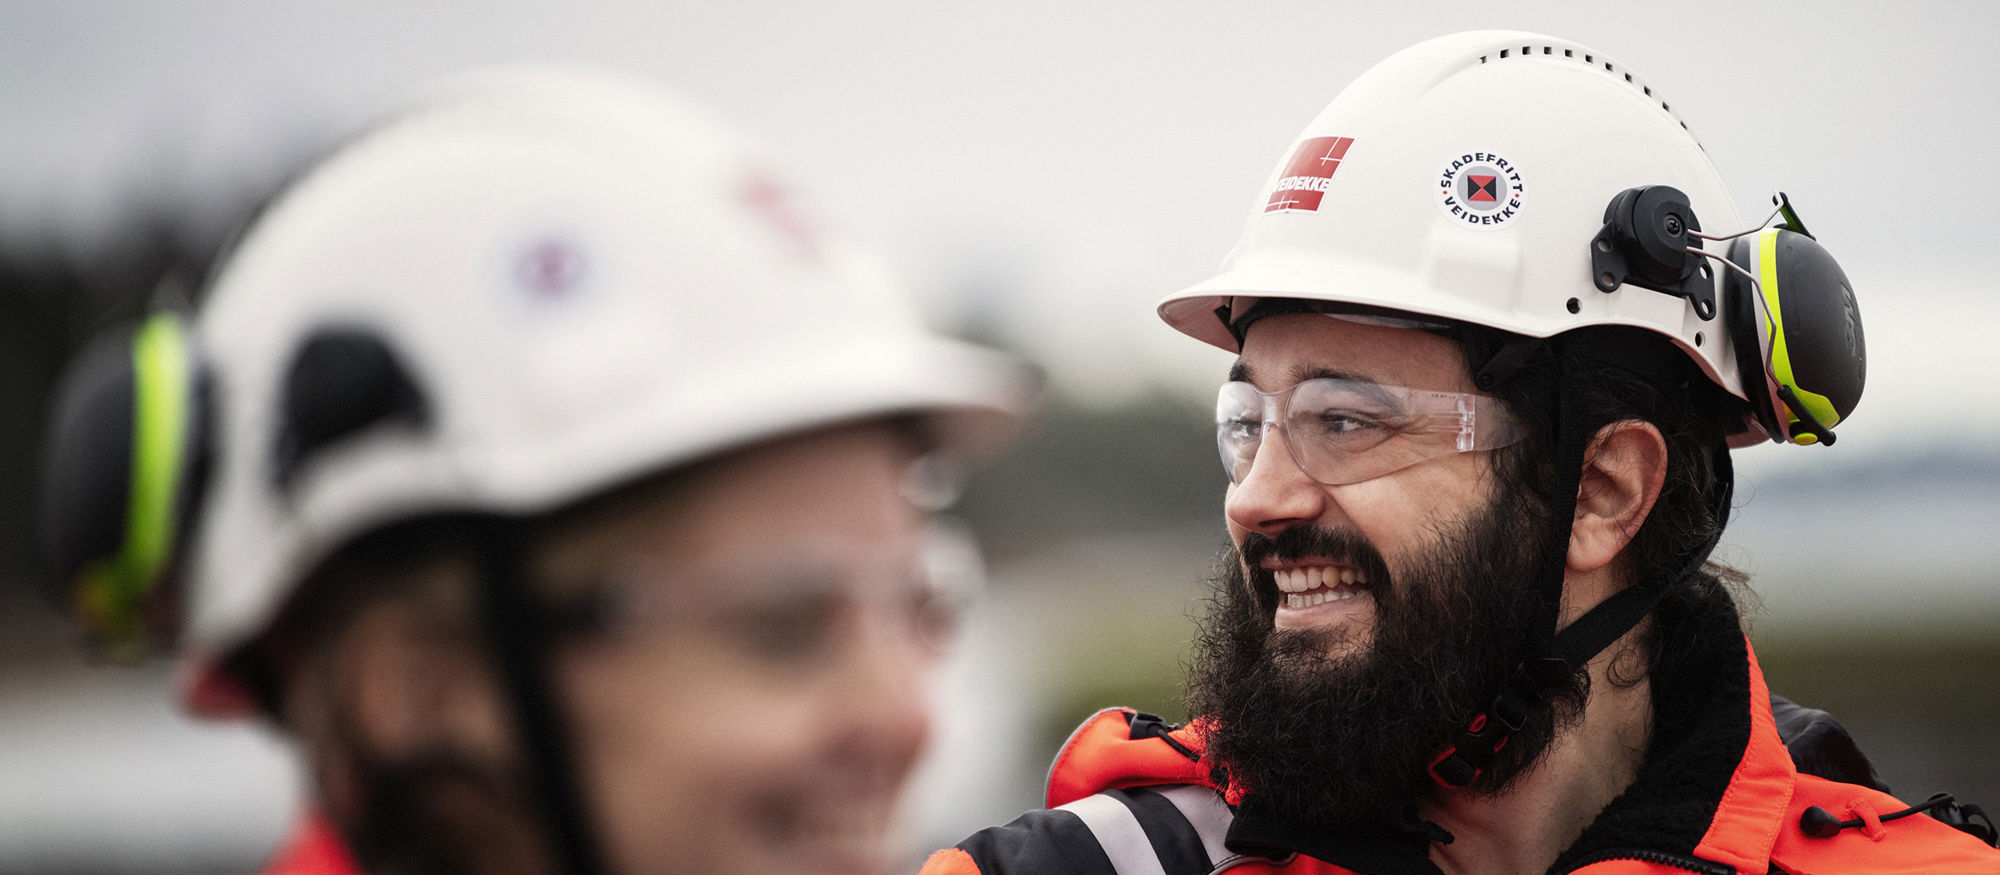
[
  {"xmin": 172, "ymin": 67, "xmax": 1033, "ymax": 678},
  {"xmin": 1161, "ymin": 30, "xmax": 1776, "ymax": 442}
]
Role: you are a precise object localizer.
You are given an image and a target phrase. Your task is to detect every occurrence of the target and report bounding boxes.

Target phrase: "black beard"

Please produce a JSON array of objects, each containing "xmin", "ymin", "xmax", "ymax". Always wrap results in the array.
[{"xmin": 1185, "ymin": 489, "xmax": 1586, "ymax": 827}]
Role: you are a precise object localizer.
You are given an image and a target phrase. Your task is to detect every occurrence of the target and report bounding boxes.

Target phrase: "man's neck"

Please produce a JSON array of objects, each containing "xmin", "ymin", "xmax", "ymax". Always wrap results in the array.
[{"xmin": 1418, "ymin": 639, "xmax": 1654, "ymax": 875}]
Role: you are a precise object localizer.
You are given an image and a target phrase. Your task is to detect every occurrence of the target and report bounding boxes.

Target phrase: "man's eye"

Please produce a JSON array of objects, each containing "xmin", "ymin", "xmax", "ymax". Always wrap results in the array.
[
  {"xmin": 1221, "ymin": 417, "xmax": 1262, "ymax": 440},
  {"xmin": 1313, "ymin": 409, "xmax": 1385, "ymax": 435}
]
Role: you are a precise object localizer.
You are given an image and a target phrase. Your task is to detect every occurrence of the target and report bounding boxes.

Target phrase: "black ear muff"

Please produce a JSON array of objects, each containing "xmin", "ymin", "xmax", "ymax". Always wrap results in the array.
[
  {"xmin": 37, "ymin": 313, "xmax": 211, "ymax": 659},
  {"xmin": 1591, "ymin": 185, "xmax": 1718, "ymax": 320},
  {"xmin": 1723, "ymin": 224, "xmax": 1865, "ymax": 445}
]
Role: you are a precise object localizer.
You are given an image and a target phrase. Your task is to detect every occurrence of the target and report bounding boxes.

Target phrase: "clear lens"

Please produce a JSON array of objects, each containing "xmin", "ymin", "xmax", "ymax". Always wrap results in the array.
[
  {"xmin": 541, "ymin": 526, "xmax": 971, "ymax": 662},
  {"xmin": 1216, "ymin": 378, "xmax": 1523, "ymax": 486},
  {"xmin": 1216, "ymin": 382, "xmax": 1266, "ymax": 485}
]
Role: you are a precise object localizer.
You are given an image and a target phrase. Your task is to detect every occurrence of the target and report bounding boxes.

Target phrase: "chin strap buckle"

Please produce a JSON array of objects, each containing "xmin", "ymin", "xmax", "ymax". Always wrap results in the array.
[{"xmin": 1427, "ymin": 657, "xmax": 1570, "ymax": 789}]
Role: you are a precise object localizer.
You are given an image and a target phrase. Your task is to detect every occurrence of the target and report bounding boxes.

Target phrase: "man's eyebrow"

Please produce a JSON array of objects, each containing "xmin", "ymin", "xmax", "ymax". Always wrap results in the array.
[
  {"xmin": 1228, "ymin": 361, "xmax": 1390, "ymax": 388},
  {"xmin": 1293, "ymin": 365, "xmax": 1382, "ymax": 385}
]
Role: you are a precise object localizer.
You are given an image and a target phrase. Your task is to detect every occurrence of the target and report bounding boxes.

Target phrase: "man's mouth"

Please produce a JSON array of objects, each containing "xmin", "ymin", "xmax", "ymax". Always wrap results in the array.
[{"xmin": 1267, "ymin": 562, "xmax": 1371, "ymax": 610}]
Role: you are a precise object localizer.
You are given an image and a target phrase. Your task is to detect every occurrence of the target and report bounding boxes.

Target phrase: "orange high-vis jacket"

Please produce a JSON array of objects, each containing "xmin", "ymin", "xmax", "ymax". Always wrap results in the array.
[{"xmin": 923, "ymin": 636, "xmax": 1998, "ymax": 875}]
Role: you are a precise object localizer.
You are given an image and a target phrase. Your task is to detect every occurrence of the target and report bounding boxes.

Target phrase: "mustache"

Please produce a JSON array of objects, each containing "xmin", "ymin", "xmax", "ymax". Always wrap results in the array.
[{"xmin": 1238, "ymin": 526, "xmax": 1395, "ymax": 615}]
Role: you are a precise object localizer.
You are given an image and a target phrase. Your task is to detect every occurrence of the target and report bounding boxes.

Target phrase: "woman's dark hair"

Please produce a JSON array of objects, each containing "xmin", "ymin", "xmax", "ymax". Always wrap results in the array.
[{"xmin": 223, "ymin": 514, "xmax": 491, "ymax": 716}]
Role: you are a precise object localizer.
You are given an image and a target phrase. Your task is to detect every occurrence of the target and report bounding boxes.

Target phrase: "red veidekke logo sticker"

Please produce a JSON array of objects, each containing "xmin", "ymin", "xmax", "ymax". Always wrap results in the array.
[{"xmin": 1264, "ymin": 136, "xmax": 1355, "ymax": 213}]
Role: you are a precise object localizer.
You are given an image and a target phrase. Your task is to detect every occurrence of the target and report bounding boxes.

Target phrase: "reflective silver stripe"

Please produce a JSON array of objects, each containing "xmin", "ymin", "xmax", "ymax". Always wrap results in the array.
[
  {"xmin": 1058, "ymin": 793, "xmax": 1170, "ymax": 875},
  {"xmin": 1154, "ymin": 784, "xmax": 1236, "ymax": 871}
]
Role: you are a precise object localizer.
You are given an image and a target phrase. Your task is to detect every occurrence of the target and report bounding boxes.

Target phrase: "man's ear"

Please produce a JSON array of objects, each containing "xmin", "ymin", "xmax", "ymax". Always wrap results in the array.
[{"xmin": 1568, "ymin": 419, "xmax": 1668, "ymax": 575}]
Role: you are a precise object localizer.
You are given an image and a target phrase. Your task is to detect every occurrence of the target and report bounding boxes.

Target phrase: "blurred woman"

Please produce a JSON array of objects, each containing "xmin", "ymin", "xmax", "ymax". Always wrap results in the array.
[{"xmin": 38, "ymin": 68, "xmax": 1031, "ymax": 875}]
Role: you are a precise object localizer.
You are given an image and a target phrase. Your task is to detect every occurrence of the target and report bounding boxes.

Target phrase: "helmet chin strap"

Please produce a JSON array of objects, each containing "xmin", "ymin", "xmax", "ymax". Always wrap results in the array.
[
  {"xmin": 473, "ymin": 518, "xmax": 608, "ymax": 875},
  {"xmin": 1428, "ymin": 335, "xmax": 1732, "ymax": 793}
]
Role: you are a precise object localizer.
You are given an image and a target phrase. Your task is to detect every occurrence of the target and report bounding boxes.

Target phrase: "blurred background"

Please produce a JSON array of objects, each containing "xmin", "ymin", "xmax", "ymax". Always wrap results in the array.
[{"xmin": 3, "ymin": 1, "xmax": 1997, "ymax": 871}]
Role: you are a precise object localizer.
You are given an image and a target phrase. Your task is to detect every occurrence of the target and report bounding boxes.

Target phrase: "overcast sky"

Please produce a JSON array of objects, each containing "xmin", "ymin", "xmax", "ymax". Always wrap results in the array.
[{"xmin": 5, "ymin": 0, "xmax": 1997, "ymax": 481}]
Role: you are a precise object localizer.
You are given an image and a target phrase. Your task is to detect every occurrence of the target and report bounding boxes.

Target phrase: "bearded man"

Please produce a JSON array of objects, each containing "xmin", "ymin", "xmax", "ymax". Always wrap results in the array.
[{"xmin": 922, "ymin": 31, "xmax": 1997, "ymax": 875}]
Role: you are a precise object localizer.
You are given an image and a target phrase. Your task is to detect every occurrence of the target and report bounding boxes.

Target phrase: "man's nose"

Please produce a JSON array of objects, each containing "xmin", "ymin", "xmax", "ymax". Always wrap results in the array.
[{"xmin": 1225, "ymin": 427, "xmax": 1329, "ymax": 538}]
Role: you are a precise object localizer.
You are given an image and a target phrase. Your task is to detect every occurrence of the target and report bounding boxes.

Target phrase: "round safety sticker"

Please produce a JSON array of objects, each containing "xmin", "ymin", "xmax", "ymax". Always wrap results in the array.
[{"xmin": 1435, "ymin": 151, "xmax": 1524, "ymax": 230}]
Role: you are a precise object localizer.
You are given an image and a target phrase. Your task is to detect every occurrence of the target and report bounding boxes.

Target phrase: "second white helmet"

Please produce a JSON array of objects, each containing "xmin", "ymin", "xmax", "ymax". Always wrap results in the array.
[{"xmin": 185, "ymin": 67, "xmax": 1034, "ymax": 670}]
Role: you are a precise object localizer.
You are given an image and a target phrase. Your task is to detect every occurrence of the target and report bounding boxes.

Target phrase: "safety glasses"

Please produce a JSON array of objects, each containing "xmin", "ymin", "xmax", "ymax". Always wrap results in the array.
[
  {"xmin": 539, "ymin": 524, "xmax": 983, "ymax": 661},
  {"xmin": 1216, "ymin": 378, "xmax": 1525, "ymax": 486}
]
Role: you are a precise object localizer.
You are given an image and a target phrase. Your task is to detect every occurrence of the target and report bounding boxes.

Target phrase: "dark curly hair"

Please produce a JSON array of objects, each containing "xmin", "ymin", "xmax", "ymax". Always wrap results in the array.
[{"xmin": 1444, "ymin": 323, "xmax": 1751, "ymax": 684}]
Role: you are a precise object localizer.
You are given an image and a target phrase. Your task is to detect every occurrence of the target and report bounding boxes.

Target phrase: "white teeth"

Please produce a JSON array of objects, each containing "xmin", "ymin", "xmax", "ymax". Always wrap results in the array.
[
  {"xmin": 1274, "ymin": 566, "xmax": 1372, "ymax": 610},
  {"xmin": 1273, "ymin": 565, "xmax": 1375, "ymax": 596},
  {"xmin": 1269, "ymin": 561, "xmax": 1379, "ymax": 609}
]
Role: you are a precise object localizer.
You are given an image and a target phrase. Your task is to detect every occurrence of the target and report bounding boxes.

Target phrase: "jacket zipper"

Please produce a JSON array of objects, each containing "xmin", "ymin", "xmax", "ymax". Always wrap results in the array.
[{"xmin": 1559, "ymin": 847, "xmax": 1735, "ymax": 874}]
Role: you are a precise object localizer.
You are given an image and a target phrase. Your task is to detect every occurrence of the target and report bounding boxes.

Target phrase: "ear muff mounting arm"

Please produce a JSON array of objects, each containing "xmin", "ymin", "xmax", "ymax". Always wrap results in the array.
[
  {"xmin": 1590, "ymin": 185, "xmax": 1717, "ymax": 320},
  {"xmin": 1688, "ymin": 194, "xmax": 1799, "ymax": 245}
]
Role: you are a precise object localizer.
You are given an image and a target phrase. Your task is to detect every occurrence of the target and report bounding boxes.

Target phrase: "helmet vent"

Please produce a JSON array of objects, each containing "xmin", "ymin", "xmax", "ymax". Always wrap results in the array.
[{"xmin": 1478, "ymin": 42, "xmax": 1701, "ymax": 146}]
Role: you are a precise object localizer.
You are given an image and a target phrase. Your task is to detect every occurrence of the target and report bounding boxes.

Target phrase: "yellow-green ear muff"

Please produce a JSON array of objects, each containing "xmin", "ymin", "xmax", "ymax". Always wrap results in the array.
[
  {"xmin": 37, "ymin": 312, "xmax": 209, "ymax": 659},
  {"xmin": 1724, "ymin": 218, "xmax": 1866, "ymax": 446}
]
